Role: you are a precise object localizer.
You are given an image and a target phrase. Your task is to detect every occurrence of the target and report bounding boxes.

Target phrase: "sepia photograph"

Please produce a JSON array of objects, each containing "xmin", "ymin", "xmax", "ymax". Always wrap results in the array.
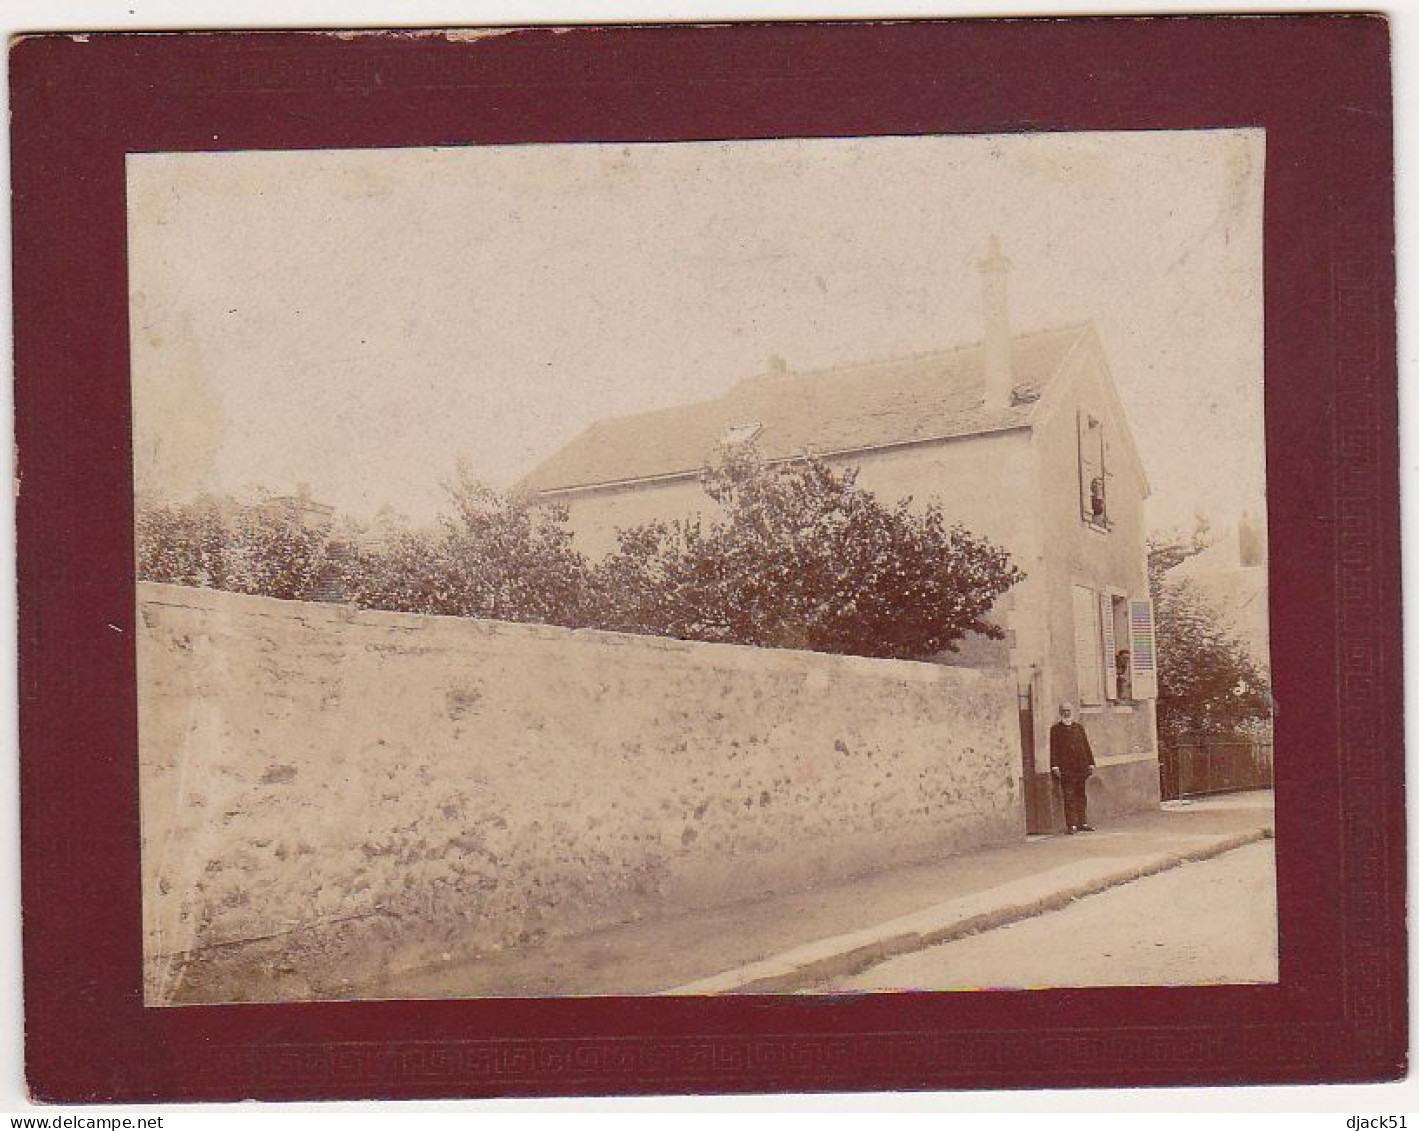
[{"xmin": 128, "ymin": 128, "xmax": 1278, "ymax": 1007}]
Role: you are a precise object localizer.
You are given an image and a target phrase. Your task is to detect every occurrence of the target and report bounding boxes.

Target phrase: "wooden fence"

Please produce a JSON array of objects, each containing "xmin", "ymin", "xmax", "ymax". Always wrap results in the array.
[{"xmin": 1159, "ymin": 738, "xmax": 1273, "ymax": 800}]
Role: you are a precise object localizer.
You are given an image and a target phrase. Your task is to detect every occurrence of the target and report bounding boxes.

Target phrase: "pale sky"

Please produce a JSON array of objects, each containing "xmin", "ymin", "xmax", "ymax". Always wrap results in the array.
[{"xmin": 128, "ymin": 129, "xmax": 1265, "ymax": 536}]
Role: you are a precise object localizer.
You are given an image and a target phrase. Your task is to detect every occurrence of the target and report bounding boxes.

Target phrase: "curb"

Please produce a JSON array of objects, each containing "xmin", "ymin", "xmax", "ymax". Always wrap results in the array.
[{"xmin": 664, "ymin": 826, "xmax": 1273, "ymax": 995}]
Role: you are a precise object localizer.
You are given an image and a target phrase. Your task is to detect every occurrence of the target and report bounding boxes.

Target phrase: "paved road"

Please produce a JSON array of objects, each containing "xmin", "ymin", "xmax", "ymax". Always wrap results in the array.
[{"xmin": 826, "ymin": 839, "xmax": 1277, "ymax": 991}]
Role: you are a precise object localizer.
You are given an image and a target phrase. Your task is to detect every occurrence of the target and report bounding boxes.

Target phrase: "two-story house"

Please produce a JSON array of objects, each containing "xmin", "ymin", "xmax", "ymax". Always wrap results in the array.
[{"xmin": 520, "ymin": 240, "xmax": 1161, "ymax": 832}]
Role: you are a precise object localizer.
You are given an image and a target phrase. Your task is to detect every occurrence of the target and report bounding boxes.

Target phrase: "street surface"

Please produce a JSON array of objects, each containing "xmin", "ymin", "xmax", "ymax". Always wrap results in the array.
[
  {"xmin": 826, "ymin": 838, "xmax": 1277, "ymax": 991},
  {"xmin": 371, "ymin": 792, "xmax": 1273, "ymax": 998}
]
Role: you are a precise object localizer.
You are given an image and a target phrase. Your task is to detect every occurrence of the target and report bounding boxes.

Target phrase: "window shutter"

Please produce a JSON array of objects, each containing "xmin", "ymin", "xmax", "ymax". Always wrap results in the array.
[
  {"xmin": 1077, "ymin": 410, "xmax": 1090, "ymax": 521},
  {"xmin": 1099, "ymin": 591, "xmax": 1117, "ymax": 700},
  {"xmin": 1098, "ymin": 428, "xmax": 1108, "ymax": 525},
  {"xmin": 1072, "ymin": 585, "xmax": 1102, "ymax": 705},
  {"xmin": 1129, "ymin": 598, "xmax": 1159, "ymax": 699}
]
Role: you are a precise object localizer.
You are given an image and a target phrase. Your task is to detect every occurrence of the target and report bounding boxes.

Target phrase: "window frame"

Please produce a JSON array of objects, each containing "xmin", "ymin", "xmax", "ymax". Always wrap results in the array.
[{"xmin": 1077, "ymin": 408, "xmax": 1111, "ymax": 531}]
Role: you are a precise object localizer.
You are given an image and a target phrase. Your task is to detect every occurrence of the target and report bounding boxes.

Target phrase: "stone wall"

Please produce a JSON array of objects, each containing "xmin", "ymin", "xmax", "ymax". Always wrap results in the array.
[{"xmin": 137, "ymin": 582, "xmax": 1024, "ymax": 1004}]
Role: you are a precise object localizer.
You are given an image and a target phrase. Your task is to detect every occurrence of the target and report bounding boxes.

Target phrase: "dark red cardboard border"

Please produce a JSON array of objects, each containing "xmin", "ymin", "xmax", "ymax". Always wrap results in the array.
[{"xmin": 12, "ymin": 17, "xmax": 1404, "ymax": 1101}]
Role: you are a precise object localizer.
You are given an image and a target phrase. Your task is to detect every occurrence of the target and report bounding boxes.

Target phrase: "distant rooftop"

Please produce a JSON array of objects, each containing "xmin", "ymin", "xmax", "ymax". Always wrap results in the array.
[{"xmin": 521, "ymin": 323, "xmax": 1091, "ymax": 495}]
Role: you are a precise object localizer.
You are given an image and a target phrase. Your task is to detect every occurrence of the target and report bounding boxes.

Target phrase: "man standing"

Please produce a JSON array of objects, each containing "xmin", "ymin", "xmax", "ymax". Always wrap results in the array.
[{"xmin": 1050, "ymin": 702, "xmax": 1096, "ymax": 833}]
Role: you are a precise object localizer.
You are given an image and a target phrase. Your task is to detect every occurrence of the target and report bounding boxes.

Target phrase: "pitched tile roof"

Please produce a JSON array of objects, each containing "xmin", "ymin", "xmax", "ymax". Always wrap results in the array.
[{"xmin": 520, "ymin": 323, "xmax": 1090, "ymax": 495}]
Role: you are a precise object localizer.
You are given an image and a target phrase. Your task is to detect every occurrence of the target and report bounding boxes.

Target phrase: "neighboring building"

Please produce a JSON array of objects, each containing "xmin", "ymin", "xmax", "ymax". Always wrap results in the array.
[
  {"xmin": 521, "ymin": 239, "xmax": 1161, "ymax": 832},
  {"xmin": 1165, "ymin": 513, "xmax": 1271, "ymax": 676},
  {"xmin": 261, "ymin": 483, "xmax": 336, "ymax": 532}
]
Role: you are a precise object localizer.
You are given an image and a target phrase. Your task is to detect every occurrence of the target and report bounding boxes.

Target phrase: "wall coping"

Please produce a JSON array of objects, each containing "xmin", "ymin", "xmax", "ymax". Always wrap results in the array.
[{"xmin": 137, "ymin": 581, "xmax": 1010, "ymax": 688}]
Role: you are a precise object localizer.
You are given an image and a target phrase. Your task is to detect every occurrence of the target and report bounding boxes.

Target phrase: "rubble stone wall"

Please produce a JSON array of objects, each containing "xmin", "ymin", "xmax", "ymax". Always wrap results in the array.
[{"xmin": 138, "ymin": 581, "xmax": 1023, "ymax": 1003}]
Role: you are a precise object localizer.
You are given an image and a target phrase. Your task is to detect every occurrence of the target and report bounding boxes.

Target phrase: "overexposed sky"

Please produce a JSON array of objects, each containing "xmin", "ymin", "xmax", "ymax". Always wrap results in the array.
[{"xmin": 128, "ymin": 129, "xmax": 1264, "ymax": 534}]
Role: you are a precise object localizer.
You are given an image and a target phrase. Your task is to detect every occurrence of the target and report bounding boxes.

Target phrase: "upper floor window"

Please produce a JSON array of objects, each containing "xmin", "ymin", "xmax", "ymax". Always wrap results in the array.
[{"xmin": 1077, "ymin": 410, "xmax": 1110, "ymax": 529}]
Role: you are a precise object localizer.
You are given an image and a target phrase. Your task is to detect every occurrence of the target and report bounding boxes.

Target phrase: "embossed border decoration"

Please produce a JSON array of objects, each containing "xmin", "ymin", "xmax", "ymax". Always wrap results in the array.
[{"xmin": 13, "ymin": 17, "xmax": 1403, "ymax": 1101}]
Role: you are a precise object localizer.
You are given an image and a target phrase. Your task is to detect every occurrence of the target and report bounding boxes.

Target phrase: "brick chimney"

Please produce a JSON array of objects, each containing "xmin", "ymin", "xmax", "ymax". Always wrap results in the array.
[{"xmin": 977, "ymin": 235, "xmax": 1013, "ymax": 406}]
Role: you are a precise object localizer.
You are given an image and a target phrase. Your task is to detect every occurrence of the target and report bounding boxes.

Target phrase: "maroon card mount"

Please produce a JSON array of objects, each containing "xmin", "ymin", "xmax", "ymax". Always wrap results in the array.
[{"xmin": 13, "ymin": 17, "xmax": 1403, "ymax": 1101}]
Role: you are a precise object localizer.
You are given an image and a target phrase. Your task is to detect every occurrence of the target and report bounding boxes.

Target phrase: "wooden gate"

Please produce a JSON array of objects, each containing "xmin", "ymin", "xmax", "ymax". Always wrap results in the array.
[{"xmin": 1018, "ymin": 677, "xmax": 1047, "ymax": 832}]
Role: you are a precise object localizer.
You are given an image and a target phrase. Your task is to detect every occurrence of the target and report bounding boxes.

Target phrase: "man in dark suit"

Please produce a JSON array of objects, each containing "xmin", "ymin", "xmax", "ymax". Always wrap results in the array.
[{"xmin": 1050, "ymin": 702, "xmax": 1096, "ymax": 833}]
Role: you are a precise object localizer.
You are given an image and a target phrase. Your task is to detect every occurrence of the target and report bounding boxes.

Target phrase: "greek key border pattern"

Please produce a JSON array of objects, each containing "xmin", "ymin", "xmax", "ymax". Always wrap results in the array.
[
  {"xmin": 199, "ymin": 1026, "xmax": 1330, "ymax": 1091},
  {"xmin": 48, "ymin": 34, "xmax": 838, "ymax": 100},
  {"xmin": 1331, "ymin": 178, "xmax": 1394, "ymax": 1050}
]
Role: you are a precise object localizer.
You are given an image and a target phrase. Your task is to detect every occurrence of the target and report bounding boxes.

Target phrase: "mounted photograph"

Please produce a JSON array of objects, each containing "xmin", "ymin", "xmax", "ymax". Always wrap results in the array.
[{"xmin": 129, "ymin": 128, "xmax": 1276, "ymax": 1007}]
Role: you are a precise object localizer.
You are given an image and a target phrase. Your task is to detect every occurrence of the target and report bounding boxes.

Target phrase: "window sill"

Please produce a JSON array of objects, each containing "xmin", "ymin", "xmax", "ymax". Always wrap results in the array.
[{"xmin": 1084, "ymin": 701, "xmax": 1143, "ymax": 715}]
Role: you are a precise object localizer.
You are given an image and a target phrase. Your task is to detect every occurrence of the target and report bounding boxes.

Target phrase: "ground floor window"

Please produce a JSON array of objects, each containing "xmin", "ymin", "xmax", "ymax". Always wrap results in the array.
[{"xmin": 1073, "ymin": 583, "xmax": 1157, "ymax": 704}]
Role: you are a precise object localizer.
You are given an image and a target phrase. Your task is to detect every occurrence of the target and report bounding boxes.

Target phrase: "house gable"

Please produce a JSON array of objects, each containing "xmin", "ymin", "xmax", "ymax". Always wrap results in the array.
[{"xmin": 1029, "ymin": 325, "xmax": 1151, "ymax": 503}]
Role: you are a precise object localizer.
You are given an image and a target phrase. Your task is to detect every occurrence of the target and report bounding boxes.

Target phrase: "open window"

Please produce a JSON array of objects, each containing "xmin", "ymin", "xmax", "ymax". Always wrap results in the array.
[
  {"xmin": 1077, "ymin": 584, "xmax": 1158, "ymax": 706},
  {"xmin": 1077, "ymin": 410, "xmax": 1109, "ymax": 529},
  {"xmin": 1101, "ymin": 591, "xmax": 1146, "ymax": 701}
]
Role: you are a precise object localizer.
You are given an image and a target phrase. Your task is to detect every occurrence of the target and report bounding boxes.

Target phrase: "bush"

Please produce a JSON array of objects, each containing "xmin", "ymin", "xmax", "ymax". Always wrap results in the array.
[
  {"xmin": 138, "ymin": 453, "xmax": 1024, "ymax": 664},
  {"xmin": 344, "ymin": 472, "xmax": 593, "ymax": 626},
  {"xmin": 136, "ymin": 497, "xmax": 231, "ymax": 589},
  {"xmin": 136, "ymin": 494, "xmax": 332, "ymax": 601},
  {"xmin": 592, "ymin": 446, "xmax": 1023, "ymax": 660}
]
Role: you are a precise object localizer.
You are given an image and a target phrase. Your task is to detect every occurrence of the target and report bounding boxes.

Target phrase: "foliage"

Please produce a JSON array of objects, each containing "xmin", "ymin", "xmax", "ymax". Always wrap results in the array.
[
  {"xmin": 137, "ymin": 452, "xmax": 1023, "ymax": 663},
  {"xmin": 592, "ymin": 446, "xmax": 1023, "ymax": 660},
  {"xmin": 136, "ymin": 496, "xmax": 230, "ymax": 589},
  {"xmin": 1148, "ymin": 522, "xmax": 1271, "ymax": 747},
  {"xmin": 1145, "ymin": 514, "xmax": 1212, "ymax": 590},
  {"xmin": 136, "ymin": 494, "xmax": 332, "ymax": 601},
  {"xmin": 343, "ymin": 468, "xmax": 594, "ymax": 626}
]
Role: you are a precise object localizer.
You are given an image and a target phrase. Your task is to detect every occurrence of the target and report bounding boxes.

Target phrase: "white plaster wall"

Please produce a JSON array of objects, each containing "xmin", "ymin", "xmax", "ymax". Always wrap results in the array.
[{"xmin": 1031, "ymin": 347, "xmax": 1159, "ymax": 773}]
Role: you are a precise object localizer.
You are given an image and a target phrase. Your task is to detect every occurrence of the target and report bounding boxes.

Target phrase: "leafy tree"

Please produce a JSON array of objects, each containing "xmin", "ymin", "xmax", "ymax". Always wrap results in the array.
[
  {"xmin": 136, "ymin": 493, "xmax": 332, "ymax": 600},
  {"xmin": 138, "ymin": 453, "xmax": 1024, "ymax": 664},
  {"xmin": 136, "ymin": 496, "xmax": 232, "ymax": 590},
  {"xmin": 593, "ymin": 446, "xmax": 1023, "ymax": 660},
  {"xmin": 1148, "ymin": 523, "xmax": 1271, "ymax": 747},
  {"xmin": 1145, "ymin": 514, "xmax": 1212, "ymax": 586},
  {"xmin": 343, "ymin": 465, "xmax": 595, "ymax": 626},
  {"xmin": 225, "ymin": 500, "xmax": 333, "ymax": 600}
]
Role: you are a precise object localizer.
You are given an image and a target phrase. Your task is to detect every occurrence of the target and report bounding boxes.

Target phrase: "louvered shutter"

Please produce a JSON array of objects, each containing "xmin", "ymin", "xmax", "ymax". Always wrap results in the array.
[
  {"xmin": 1099, "ymin": 591, "xmax": 1117, "ymax": 700},
  {"xmin": 1129, "ymin": 598, "xmax": 1159, "ymax": 700},
  {"xmin": 1072, "ymin": 585, "xmax": 1102, "ymax": 705}
]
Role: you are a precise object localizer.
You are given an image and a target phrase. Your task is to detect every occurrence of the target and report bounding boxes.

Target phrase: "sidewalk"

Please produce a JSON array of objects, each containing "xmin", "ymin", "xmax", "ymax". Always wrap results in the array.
[{"xmin": 371, "ymin": 790, "xmax": 1275, "ymax": 1000}]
